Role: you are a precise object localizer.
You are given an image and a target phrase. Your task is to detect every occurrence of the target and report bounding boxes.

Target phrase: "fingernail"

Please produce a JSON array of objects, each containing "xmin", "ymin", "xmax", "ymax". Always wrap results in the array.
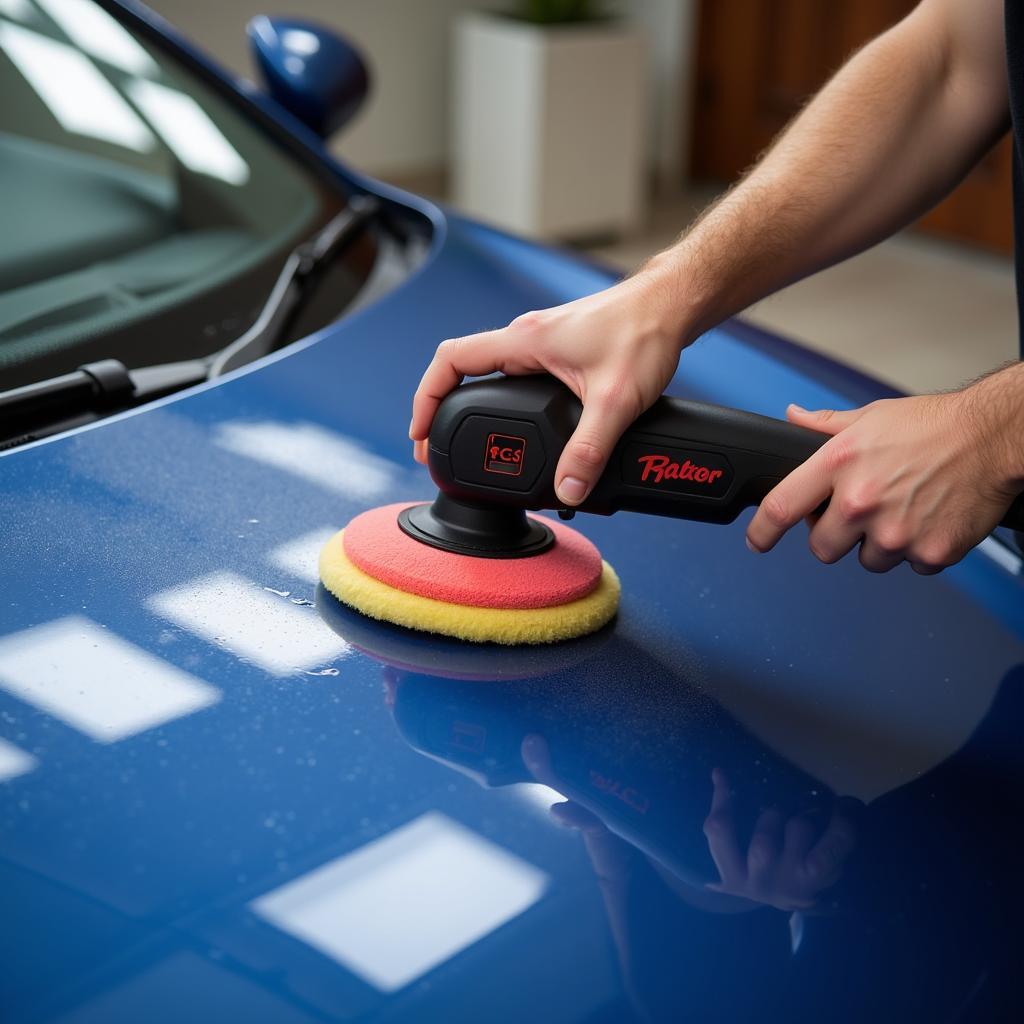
[
  {"xmin": 557, "ymin": 477, "xmax": 587, "ymax": 505},
  {"xmin": 788, "ymin": 403, "xmax": 805, "ymax": 414},
  {"xmin": 746, "ymin": 536, "xmax": 760, "ymax": 554},
  {"xmin": 408, "ymin": 418, "xmax": 415, "ymax": 440}
]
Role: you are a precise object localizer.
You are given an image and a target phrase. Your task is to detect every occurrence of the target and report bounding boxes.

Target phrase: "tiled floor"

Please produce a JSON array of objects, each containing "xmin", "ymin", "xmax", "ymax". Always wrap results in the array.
[{"xmin": 582, "ymin": 191, "xmax": 1019, "ymax": 395}]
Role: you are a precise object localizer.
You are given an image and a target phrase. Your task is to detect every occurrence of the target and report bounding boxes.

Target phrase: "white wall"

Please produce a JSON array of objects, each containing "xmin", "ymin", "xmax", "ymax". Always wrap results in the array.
[
  {"xmin": 148, "ymin": 0, "xmax": 697, "ymax": 185},
  {"xmin": 632, "ymin": 0, "xmax": 698, "ymax": 189}
]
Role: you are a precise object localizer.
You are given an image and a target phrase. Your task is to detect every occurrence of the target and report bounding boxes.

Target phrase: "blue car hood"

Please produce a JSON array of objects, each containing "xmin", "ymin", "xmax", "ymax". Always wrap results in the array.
[{"xmin": 2, "ymin": 202, "xmax": 1024, "ymax": 1023}]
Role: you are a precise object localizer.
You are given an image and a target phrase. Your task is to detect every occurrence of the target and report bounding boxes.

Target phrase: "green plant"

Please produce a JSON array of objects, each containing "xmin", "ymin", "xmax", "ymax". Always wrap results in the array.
[{"xmin": 515, "ymin": 0, "xmax": 603, "ymax": 25}]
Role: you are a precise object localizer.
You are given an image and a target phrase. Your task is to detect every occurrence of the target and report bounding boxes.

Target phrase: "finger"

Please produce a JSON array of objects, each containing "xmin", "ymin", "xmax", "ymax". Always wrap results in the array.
[
  {"xmin": 703, "ymin": 768, "xmax": 745, "ymax": 885},
  {"xmin": 550, "ymin": 800, "xmax": 605, "ymax": 833},
  {"xmin": 747, "ymin": 449, "xmax": 836, "ymax": 553},
  {"xmin": 521, "ymin": 734, "xmax": 561, "ymax": 792},
  {"xmin": 380, "ymin": 666, "xmax": 401, "ymax": 707},
  {"xmin": 747, "ymin": 807, "xmax": 784, "ymax": 888},
  {"xmin": 804, "ymin": 803, "xmax": 858, "ymax": 888},
  {"xmin": 910, "ymin": 562, "xmax": 945, "ymax": 576},
  {"xmin": 413, "ymin": 439, "xmax": 429, "ymax": 465},
  {"xmin": 707, "ymin": 766, "xmax": 732, "ymax": 816},
  {"xmin": 410, "ymin": 330, "xmax": 522, "ymax": 441},
  {"xmin": 806, "ymin": 506, "xmax": 864, "ymax": 565},
  {"xmin": 780, "ymin": 815, "xmax": 819, "ymax": 877},
  {"xmin": 786, "ymin": 403, "xmax": 867, "ymax": 436},
  {"xmin": 858, "ymin": 537, "xmax": 905, "ymax": 574},
  {"xmin": 554, "ymin": 394, "xmax": 638, "ymax": 506}
]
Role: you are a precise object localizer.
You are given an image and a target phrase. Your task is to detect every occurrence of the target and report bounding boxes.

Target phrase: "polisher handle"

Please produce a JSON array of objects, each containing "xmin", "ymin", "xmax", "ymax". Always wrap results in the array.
[{"xmin": 428, "ymin": 375, "xmax": 1024, "ymax": 531}]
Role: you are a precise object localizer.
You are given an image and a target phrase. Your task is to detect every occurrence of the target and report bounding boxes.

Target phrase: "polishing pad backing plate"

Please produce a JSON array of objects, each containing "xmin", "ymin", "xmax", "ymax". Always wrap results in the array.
[
  {"xmin": 342, "ymin": 503, "xmax": 603, "ymax": 609},
  {"xmin": 319, "ymin": 529, "xmax": 620, "ymax": 645}
]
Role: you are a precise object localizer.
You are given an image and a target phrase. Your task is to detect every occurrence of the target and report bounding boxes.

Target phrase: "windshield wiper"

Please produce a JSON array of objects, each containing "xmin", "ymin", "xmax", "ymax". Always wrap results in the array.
[
  {"xmin": 0, "ymin": 195, "xmax": 380, "ymax": 450},
  {"xmin": 209, "ymin": 193, "xmax": 379, "ymax": 376}
]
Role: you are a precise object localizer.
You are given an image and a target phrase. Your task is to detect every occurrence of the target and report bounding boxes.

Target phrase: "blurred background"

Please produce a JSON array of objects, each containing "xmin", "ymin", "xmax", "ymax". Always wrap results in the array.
[{"xmin": 148, "ymin": 0, "xmax": 1018, "ymax": 394}]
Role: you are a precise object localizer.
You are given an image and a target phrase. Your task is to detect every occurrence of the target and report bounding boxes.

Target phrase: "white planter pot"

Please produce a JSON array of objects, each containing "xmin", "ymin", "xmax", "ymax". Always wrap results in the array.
[{"xmin": 452, "ymin": 11, "xmax": 648, "ymax": 239}]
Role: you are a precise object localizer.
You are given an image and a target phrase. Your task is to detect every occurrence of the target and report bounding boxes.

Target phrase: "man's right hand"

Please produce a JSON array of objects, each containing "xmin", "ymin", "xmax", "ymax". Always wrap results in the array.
[{"xmin": 409, "ymin": 270, "xmax": 689, "ymax": 508}]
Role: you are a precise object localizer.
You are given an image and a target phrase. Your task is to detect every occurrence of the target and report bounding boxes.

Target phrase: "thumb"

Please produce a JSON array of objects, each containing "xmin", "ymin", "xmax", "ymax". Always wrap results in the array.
[
  {"xmin": 786, "ymin": 403, "xmax": 865, "ymax": 435},
  {"xmin": 555, "ymin": 398, "xmax": 635, "ymax": 506}
]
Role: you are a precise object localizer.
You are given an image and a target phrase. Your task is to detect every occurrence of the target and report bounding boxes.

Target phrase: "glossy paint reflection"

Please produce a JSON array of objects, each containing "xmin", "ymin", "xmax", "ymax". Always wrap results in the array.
[
  {"xmin": 252, "ymin": 811, "xmax": 548, "ymax": 993},
  {"xmin": 148, "ymin": 571, "xmax": 349, "ymax": 677},
  {"xmin": 0, "ymin": 737, "xmax": 36, "ymax": 782},
  {"xmin": 0, "ymin": 615, "xmax": 220, "ymax": 741},
  {"xmin": 318, "ymin": 591, "xmax": 1024, "ymax": 1021},
  {"xmin": 268, "ymin": 526, "xmax": 338, "ymax": 584},
  {"xmin": 214, "ymin": 420, "xmax": 398, "ymax": 501}
]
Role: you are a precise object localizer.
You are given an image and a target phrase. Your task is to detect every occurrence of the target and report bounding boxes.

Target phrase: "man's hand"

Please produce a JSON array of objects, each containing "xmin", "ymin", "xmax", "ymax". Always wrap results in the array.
[
  {"xmin": 703, "ymin": 769, "xmax": 860, "ymax": 913},
  {"xmin": 747, "ymin": 364, "xmax": 1024, "ymax": 574},
  {"xmin": 410, "ymin": 273, "xmax": 690, "ymax": 506},
  {"xmin": 409, "ymin": 0, "xmax": 1010, "ymax": 511}
]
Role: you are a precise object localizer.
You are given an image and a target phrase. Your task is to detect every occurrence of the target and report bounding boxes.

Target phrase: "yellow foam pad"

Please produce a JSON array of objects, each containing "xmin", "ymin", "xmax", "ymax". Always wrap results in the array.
[{"xmin": 319, "ymin": 529, "xmax": 620, "ymax": 645}]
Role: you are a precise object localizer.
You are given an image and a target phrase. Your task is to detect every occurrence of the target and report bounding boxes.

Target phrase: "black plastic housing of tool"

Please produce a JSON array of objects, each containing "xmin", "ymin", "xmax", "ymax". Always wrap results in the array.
[{"xmin": 418, "ymin": 374, "xmax": 1024, "ymax": 533}]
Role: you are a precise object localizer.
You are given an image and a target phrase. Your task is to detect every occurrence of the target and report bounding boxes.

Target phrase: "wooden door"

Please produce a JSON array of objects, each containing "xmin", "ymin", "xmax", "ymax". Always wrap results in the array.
[{"xmin": 690, "ymin": 0, "xmax": 1013, "ymax": 254}]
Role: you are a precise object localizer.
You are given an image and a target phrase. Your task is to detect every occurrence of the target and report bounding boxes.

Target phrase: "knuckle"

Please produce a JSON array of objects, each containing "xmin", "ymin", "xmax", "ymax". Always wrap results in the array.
[
  {"xmin": 822, "ymin": 437, "xmax": 855, "ymax": 474},
  {"xmin": 837, "ymin": 486, "xmax": 877, "ymax": 523},
  {"xmin": 437, "ymin": 336, "xmax": 462, "ymax": 357},
  {"xmin": 703, "ymin": 812, "xmax": 728, "ymax": 839},
  {"xmin": 511, "ymin": 310, "xmax": 545, "ymax": 333},
  {"xmin": 911, "ymin": 537, "xmax": 954, "ymax": 569},
  {"xmin": 570, "ymin": 437, "xmax": 605, "ymax": 469},
  {"xmin": 872, "ymin": 526, "xmax": 908, "ymax": 556},
  {"xmin": 761, "ymin": 492, "xmax": 790, "ymax": 529}
]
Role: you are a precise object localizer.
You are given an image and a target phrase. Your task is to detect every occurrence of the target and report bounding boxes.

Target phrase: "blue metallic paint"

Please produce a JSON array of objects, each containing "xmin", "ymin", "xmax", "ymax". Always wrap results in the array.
[
  {"xmin": 247, "ymin": 16, "xmax": 370, "ymax": 139},
  {"xmin": 3, "ymin": 4, "xmax": 1024, "ymax": 1021}
]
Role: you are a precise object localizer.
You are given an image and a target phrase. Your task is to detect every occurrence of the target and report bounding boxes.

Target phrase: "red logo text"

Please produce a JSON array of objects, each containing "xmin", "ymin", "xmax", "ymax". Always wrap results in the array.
[
  {"xmin": 484, "ymin": 433, "xmax": 527, "ymax": 476},
  {"xmin": 637, "ymin": 453, "xmax": 723, "ymax": 486}
]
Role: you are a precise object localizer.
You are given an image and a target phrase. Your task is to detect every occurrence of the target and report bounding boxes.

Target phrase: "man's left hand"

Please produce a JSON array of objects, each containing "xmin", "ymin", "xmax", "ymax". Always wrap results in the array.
[{"xmin": 746, "ymin": 364, "xmax": 1024, "ymax": 574}]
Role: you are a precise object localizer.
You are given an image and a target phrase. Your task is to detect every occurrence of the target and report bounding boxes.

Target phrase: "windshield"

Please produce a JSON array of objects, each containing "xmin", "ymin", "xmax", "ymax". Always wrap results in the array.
[{"xmin": 0, "ymin": 0, "xmax": 361, "ymax": 390}]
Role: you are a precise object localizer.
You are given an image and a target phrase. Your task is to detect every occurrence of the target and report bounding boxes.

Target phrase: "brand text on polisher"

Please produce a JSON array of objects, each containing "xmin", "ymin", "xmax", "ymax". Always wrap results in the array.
[{"xmin": 636, "ymin": 453, "xmax": 724, "ymax": 486}]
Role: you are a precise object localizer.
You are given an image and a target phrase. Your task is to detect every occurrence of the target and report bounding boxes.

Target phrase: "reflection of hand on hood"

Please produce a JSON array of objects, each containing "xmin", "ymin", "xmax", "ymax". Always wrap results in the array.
[
  {"xmin": 702, "ymin": 767, "xmax": 861, "ymax": 913},
  {"xmin": 521, "ymin": 733, "xmax": 859, "ymax": 916}
]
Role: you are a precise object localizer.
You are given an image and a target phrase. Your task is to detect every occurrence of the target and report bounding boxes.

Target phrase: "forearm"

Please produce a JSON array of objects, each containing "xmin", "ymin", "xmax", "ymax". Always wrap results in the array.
[
  {"xmin": 964, "ymin": 361, "xmax": 1024, "ymax": 490},
  {"xmin": 644, "ymin": 1, "xmax": 1009, "ymax": 343}
]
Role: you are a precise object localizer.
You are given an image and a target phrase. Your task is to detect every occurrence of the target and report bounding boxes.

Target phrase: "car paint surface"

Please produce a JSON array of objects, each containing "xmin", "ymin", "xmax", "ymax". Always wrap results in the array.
[{"xmin": 3, "ymin": 4, "xmax": 1024, "ymax": 1021}]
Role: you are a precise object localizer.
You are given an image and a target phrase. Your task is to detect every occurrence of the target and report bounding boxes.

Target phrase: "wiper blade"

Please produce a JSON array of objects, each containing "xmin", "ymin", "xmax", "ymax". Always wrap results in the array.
[
  {"xmin": 0, "ymin": 357, "xmax": 208, "ymax": 448},
  {"xmin": 0, "ymin": 194, "xmax": 380, "ymax": 450},
  {"xmin": 209, "ymin": 193, "xmax": 380, "ymax": 377}
]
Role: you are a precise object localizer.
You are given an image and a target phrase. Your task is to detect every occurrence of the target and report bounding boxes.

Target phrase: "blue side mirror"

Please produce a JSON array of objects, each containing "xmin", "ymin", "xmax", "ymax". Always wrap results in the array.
[{"xmin": 247, "ymin": 15, "xmax": 370, "ymax": 138}]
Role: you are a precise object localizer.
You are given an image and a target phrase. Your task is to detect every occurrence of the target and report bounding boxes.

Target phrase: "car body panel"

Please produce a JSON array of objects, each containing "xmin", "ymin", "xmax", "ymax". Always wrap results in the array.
[{"xmin": 3, "ymin": 4, "xmax": 1024, "ymax": 1021}]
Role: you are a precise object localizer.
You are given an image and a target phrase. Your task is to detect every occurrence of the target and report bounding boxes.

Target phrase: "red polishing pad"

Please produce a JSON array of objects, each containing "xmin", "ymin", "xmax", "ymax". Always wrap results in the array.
[{"xmin": 342, "ymin": 502, "xmax": 603, "ymax": 610}]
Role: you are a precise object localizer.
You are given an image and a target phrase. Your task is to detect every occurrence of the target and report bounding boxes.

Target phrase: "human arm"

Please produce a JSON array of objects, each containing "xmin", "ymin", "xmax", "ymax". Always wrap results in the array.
[
  {"xmin": 410, "ymin": 0, "xmax": 1011, "ymax": 509},
  {"xmin": 746, "ymin": 362, "xmax": 1024, "ymax": 573}
]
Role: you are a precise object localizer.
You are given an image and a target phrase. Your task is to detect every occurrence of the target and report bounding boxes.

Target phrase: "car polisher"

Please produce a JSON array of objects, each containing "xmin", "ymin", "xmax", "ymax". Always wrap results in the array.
[{"xmin": 320, "ymin": 374, "xmax": 1024, "ymax": 645}]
